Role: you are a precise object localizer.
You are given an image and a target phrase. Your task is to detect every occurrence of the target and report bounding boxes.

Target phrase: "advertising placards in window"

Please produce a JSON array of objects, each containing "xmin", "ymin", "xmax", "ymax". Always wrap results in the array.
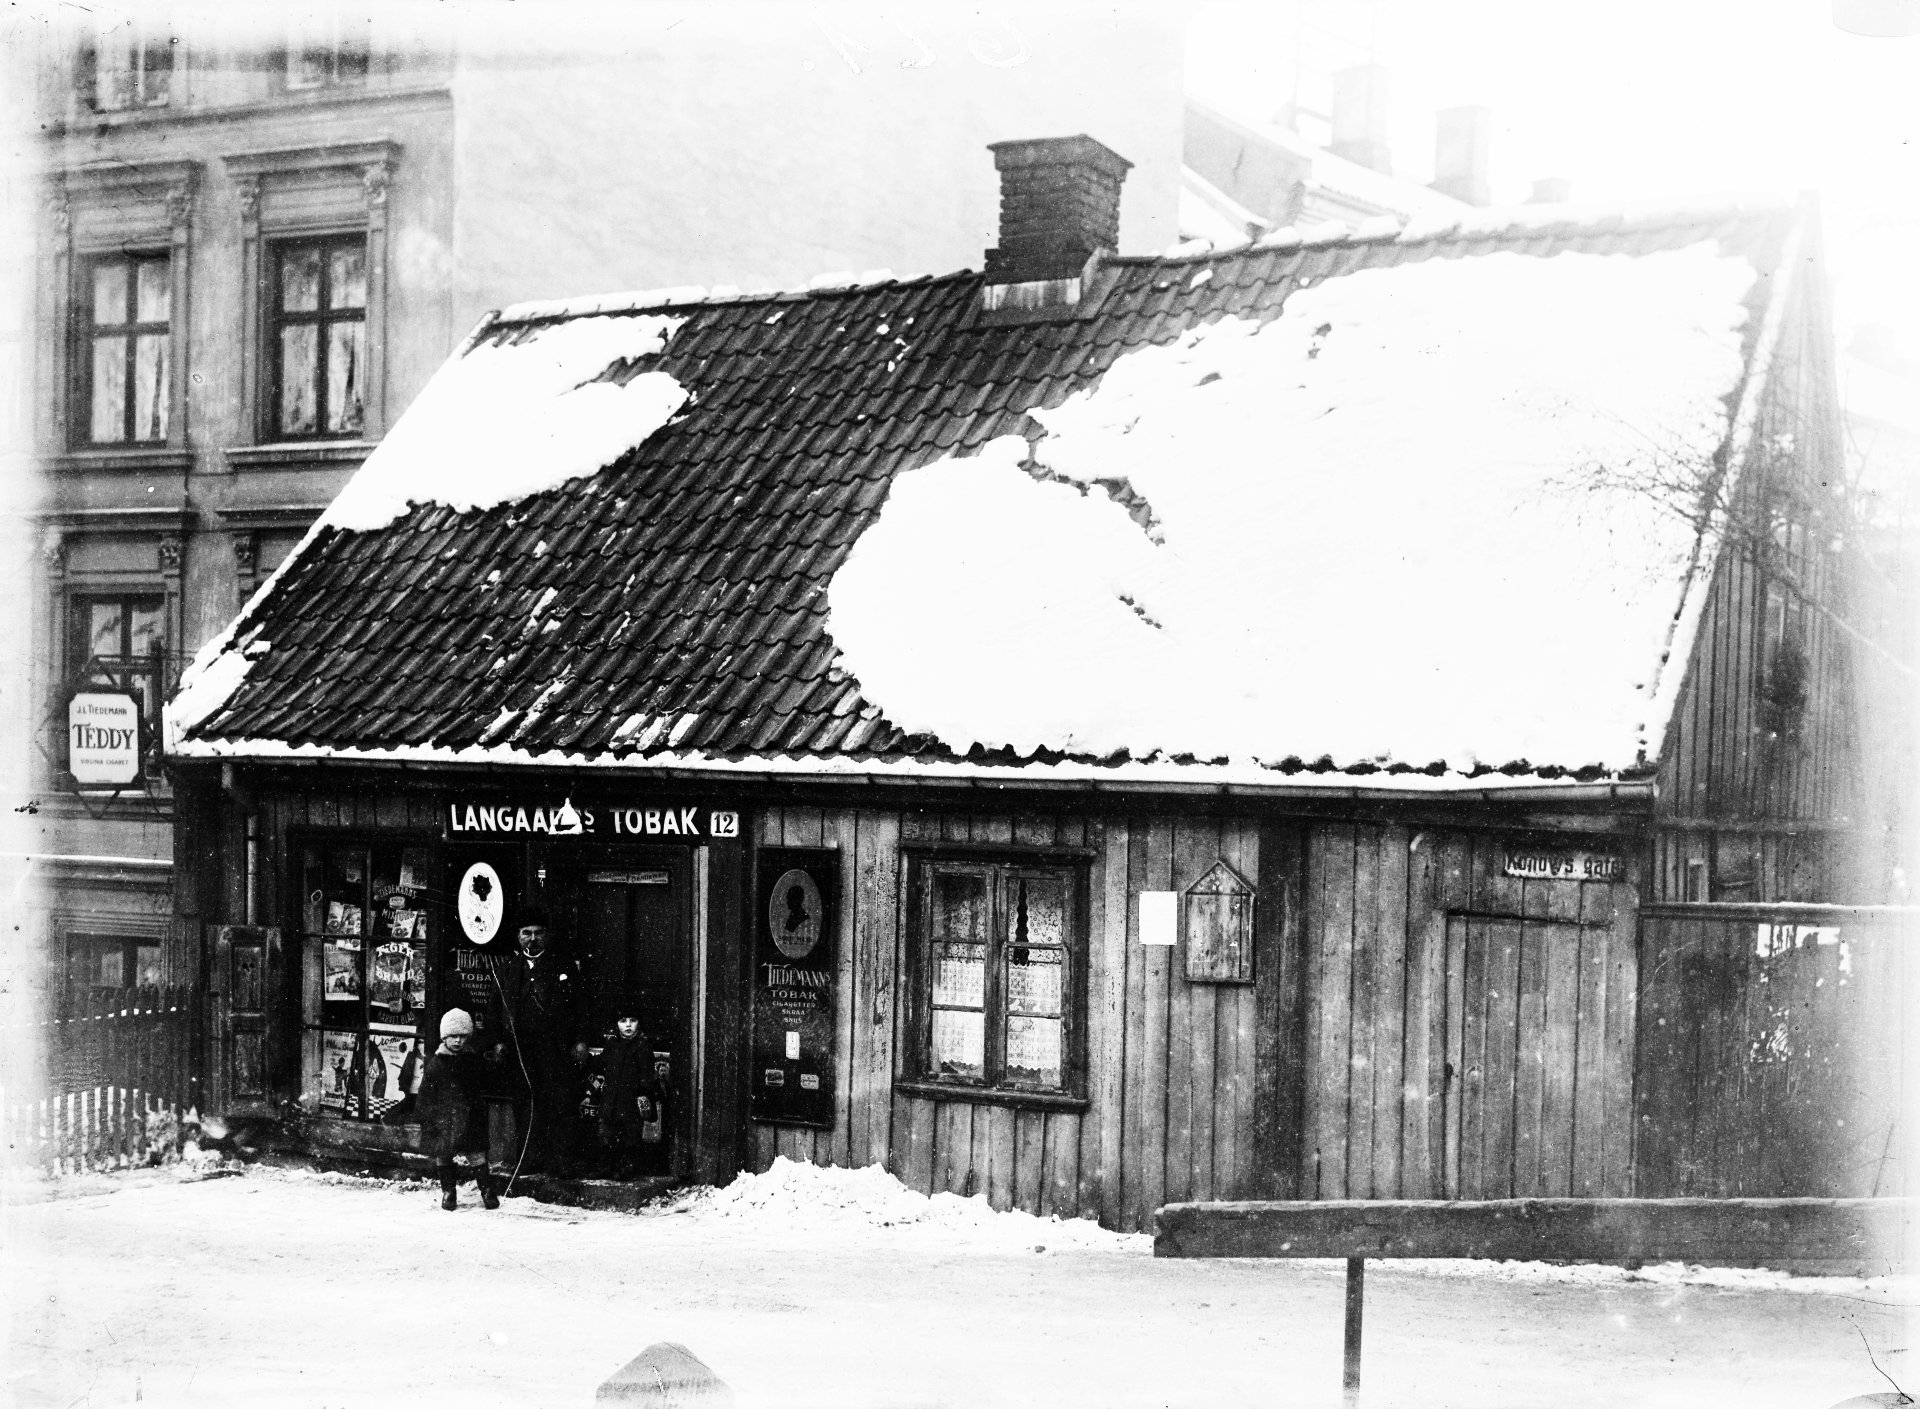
[{"xmin": 751, "ymin": 848, "xmax": 839, "ymax": 1127}]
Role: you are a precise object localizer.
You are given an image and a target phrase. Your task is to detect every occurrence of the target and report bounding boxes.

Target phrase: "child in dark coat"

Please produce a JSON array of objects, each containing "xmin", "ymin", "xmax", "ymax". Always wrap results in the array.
[
  {"xmin": 597, "ymin": 1012, "xmax": 664, "ymax": 1179},
  {"xmin": 416, "ymin": 1008, "xmax": 500, "ymax": 1210}
]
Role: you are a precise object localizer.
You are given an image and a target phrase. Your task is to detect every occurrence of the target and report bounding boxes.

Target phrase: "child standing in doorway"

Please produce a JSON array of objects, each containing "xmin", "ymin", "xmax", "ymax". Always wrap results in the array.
[{"xmin": 597, "ymin": 1008, "xmax": 660, "ymax": 1180}]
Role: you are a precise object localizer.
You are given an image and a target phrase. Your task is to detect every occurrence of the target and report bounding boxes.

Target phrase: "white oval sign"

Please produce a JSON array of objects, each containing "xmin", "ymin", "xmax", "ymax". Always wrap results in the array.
[
  {"xmin": 769, "ymin": 868, "xmax": 823, "ymax": 960},
  {"xmin": 458, "ymin": 862, "xmax": 504, "ymax": 945}
]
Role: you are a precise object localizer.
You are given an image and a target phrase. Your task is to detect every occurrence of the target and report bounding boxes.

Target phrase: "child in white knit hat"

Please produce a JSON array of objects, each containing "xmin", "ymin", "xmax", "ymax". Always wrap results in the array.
[{"xmin": 415, "ymin": 1008, "xmax": 499, "ymax": 1210}]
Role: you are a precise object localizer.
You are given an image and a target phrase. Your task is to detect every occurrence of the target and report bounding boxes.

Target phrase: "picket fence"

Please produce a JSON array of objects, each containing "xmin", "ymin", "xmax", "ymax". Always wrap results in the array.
[{"xmin": 1, "ymin": 985, "xmax": 198, "ymax": 1174}]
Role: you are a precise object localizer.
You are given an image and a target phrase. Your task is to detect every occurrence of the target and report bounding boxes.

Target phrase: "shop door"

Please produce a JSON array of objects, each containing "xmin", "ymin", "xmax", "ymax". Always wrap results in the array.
[
  {"xmin": 1438, "ymin": 914, "xmax": 1630, "ymax": 1199},
  {"xmin": 567, "ymin": 848, "xmax": 690, "ymax": 1176}
]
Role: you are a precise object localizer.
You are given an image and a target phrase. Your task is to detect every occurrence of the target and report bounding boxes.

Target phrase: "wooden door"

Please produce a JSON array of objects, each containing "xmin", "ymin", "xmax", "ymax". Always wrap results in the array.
[
  {"xmin": 1440, "ymin": 914, "xmax": 1629, "ymax": 1199},
  {"xmin": 210, "ymin": 924, "xmax": 280, "ymax": 1116}
]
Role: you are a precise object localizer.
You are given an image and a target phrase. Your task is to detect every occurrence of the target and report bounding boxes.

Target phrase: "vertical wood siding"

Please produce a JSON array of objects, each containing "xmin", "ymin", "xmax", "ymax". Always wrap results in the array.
[
  {"xmin": 1652, "ymin": 277, "xmax": 1859, "ymax": 901},
  {"xmin": 745, "ymin": 805, "xmax": 1290, "ymax": 1231},
  {"xmin": 1635, "ymin": 908, "xmax": 1914, "ymax": 1197}
]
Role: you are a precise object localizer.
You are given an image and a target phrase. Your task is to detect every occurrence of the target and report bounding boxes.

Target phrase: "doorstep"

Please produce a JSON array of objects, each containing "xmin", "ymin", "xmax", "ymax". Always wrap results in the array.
[{"xmin": 501, "ymin": 1171, "xmax": 682, "ymax": 1212}]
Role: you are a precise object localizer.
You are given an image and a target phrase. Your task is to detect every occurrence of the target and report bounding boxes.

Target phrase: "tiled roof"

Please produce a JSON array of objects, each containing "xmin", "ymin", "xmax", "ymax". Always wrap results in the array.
[{"xmin": 172, "ymin": 202, "xmax": 1800, "ymax": 782}]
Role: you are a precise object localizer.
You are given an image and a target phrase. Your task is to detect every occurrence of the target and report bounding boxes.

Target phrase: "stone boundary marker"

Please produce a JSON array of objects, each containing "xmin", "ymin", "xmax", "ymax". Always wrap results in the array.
[{"xmin": 597, "ymin": 1343, "xmax": 736, "ymax": 1407}]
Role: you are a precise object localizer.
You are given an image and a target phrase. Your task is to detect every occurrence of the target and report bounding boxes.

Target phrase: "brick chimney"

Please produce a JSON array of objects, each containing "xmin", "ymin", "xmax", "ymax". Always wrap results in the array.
[
  {"xmin": 985, "ymin": 135, "xmax": 1132, "ymax": 288},
  {"xmin": 1432, "ymin": 106, "xmax": 1492, "ymax": 206}
]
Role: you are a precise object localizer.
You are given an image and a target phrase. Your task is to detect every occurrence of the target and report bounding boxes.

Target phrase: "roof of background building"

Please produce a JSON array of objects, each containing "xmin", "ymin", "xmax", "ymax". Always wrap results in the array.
[{"xmin": 168, "ymin": 201, "xmax": 1805, "ymax": 792}]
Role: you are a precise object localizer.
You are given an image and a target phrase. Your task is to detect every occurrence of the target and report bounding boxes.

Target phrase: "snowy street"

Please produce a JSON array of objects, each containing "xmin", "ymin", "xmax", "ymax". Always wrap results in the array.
[{"xmin": 3, "ymin": 1159, "xmax": 1912, "ymax": 1409}]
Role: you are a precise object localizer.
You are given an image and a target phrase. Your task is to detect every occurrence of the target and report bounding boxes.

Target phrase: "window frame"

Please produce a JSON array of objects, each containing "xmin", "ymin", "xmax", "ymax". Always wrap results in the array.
[
  {"xmin": 64, "ymin": 588, "xmax": 168, "ymax": 788},
  {"xmin": 47, "ymin": 161, "xmax": 196, "ymax": 463},
  {"xmin": 901, "ymin": 849, "xmax": 1090, "ymax": 1108},
  {"xmin": 65, "ymin": 932, "xmax": 165, "ymax": 994},
  {"xmin": 228, "ymin": 141, "xmax": 399, "ymax": 451},
  {"xmin": 266, "ymin": 233, "xmax": 369, "ymax": 442},
  {"xmin": 279, "ymin": 10, "xmax": 373, "ymax": 91},
  {"xmin": 78, "ymin": 22, "xmax": 174, "ymax": 113},
  {"xmin": 77, "ymin": 250, "xmax": 173, "ymax": 447}
]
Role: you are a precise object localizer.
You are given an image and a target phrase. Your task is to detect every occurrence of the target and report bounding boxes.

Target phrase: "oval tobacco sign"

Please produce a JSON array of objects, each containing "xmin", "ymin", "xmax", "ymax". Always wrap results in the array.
[
  {"xmin": 768, "ymin": 868, "xmax": 823, "ymax": 960},
  {"xmin": 458, "ymin": 862, "xmax": 505, "ymax": 945}
]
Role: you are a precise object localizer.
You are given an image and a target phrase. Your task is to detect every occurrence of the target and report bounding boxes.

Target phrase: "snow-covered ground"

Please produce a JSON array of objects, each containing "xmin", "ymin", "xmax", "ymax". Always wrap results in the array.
[{"xmin": 3, "ymin": 1158, "xmax": 1913, "ymax": 1409}]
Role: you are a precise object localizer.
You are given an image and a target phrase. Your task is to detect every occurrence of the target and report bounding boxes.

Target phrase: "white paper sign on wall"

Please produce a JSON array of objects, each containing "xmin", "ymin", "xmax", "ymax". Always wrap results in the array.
[
  {"xmin": 1139, "ymin": 891, "xmax": 1178, "ymax": 945},
  {"xmin": 68, "ymin": 691, "xmax": 141, "ymax": 787}
]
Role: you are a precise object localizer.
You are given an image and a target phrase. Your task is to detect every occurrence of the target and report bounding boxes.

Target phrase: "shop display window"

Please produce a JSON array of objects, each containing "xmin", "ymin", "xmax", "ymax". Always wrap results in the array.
[{"xmin": 297, "ymin": 839, "xmax": 433, "ymax": 1121}]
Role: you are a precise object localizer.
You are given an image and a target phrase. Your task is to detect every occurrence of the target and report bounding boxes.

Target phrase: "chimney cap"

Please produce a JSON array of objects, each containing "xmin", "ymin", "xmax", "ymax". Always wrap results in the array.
[{"xmin": 988, "ymin": 133, "xmax": 1133, "ymax": 177}]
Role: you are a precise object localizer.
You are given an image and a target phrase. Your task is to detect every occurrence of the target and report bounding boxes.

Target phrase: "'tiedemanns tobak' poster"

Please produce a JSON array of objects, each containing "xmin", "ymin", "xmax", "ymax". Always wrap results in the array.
[{"xmin": 751, "ymin": 848, "xmax": 838, "ymax": 1126}]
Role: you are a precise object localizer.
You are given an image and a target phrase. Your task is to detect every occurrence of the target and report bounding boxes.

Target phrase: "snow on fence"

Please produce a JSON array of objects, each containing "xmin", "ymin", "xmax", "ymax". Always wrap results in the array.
[
  {"xmin": 0, "ymin": 1085, "xmax": 190, "ymax": 1175},
  {"xmin": 0, "ymin": 984, "xmax": 197, "ymax": 1175}
]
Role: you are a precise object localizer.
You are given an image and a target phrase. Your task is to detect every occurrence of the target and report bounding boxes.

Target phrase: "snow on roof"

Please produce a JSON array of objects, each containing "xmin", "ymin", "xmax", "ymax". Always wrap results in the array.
[
  {"xmin": 320, "ymin": 314, "xmax": 688, "ymax": 533},
  {"xmin": 168, "ymin": 204, "xmax": 1801, "ymax": 781},
  {"xmin": 827, "ymin": 244, "xmax": 1756, "ymax": 772},
  {"xmin": 1179, "ymin": 166, "xmax": 1267, "ymax": 246}
]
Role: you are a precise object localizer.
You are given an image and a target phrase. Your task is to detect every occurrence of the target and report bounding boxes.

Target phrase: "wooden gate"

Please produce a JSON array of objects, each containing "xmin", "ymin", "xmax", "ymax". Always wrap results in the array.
[
  {"xmin": 1440, "ymin": 913, "xmax": 1635, "ymax": 1198},
  {"xmin": 1636, "ymin": 904, "xmax": 1917, "ymax": 1197}
]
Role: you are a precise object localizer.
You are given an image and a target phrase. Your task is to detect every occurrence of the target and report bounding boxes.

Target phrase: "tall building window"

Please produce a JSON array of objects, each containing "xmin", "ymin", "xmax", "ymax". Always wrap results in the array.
[
  {"xmin": 284, "ymin": 13, "xmax": 371, "ymax": 89},
  {"xmin": 83, "ymin": 254, "xmax": 171, "ymax": 445},
  {"xmin": 270, "ymin": 236, "xmax": 367, "ymax": 439},
  {"xmin": 66, "ymin": 934, "xmax": 165, "ymax": 998},
  {"xmin": 71, "ymin": 593, "xmax": 166, "ymax": 717},
  {"xmin": 80, "ymin": 23, "xmax": 173, "ymax": 111}
]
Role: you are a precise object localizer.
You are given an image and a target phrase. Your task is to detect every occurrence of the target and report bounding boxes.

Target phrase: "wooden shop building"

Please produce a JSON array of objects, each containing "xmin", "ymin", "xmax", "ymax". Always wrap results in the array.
[{"xmin": 165, "ymin": 141, "xmax": 1896, "ymax": 1227}]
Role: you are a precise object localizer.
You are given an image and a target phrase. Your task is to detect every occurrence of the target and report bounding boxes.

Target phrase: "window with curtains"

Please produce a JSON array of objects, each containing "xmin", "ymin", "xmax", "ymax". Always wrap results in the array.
[
  {"xmin": 69, "ymin": 592, "xmax": 166, "ymax": 714},
  {"xmin": 269, "ymin": 235, "xmax": 367, "ymax": 439},
  {"xmin": 906, "ymin": 855, "xmax": 1087, "ymax": 1098},
  {"xmin": 82, "ymin": 253, "xmax": 171, "ymax": 445},
  {"xmin": 65, "ymin": 592, "xmax": 167, "ymax": 789},
  {"xmin": 65, "ymin": 933, "xmax": 165, "ymax": 1003}
]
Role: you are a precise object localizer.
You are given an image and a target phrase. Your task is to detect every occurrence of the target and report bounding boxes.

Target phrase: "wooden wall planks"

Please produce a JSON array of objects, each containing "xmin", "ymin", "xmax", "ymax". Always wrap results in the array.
[
  {"xmin": 1650, "ymin": 278, "xmax": 1859, "ymax": 903},
  {"xmin": 741, "ymin": 804, "xmax": 1307, "ymax": 1229},
  {"xmin": 1633, "ymin": 909, "xmax": 1912, "ymax": 1199}
]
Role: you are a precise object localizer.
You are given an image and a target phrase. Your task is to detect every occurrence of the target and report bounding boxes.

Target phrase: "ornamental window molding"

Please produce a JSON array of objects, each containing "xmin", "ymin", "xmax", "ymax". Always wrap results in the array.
[
  {"xmin": 224, "ymin": 140, "xmax": 401, "ymax": 448},
  {"xmin": 43, "ymin": 160, "xmax": 199, "ymax": 463}
]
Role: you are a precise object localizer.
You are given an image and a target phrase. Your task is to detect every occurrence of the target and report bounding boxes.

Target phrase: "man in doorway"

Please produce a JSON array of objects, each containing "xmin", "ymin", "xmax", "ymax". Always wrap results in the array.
[{"xmin": 485, "ymin": 906, "xmax": 584, "ymax": 1177}]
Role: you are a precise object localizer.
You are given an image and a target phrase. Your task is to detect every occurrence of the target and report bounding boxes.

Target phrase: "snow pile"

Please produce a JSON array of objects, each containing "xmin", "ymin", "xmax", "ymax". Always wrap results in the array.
[
  {"xmin": 828, "ymin": 244, "xmax": 1756, "ymax": 771},
  {"xmin": 321, "ymin": 314, "xmax": 688, "ymax": 532},
  {"xmin": 662, "ymin": 1156, "xmax": 1144, "ymax": 1252}
]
